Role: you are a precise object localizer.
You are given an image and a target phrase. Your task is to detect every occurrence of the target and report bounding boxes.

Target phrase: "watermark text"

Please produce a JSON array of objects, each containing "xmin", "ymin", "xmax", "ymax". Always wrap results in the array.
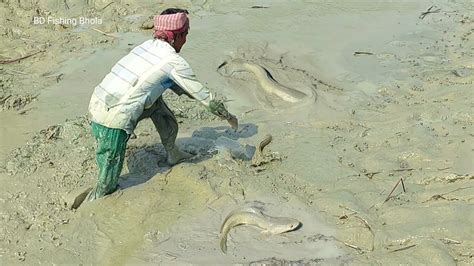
[{"xmin": 33, "ymin": 16, "xmax": 103, "ymax": 26}]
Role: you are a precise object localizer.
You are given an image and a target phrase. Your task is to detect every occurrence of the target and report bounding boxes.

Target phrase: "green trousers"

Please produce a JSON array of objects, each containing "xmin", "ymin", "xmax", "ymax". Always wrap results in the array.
[
  {"xmin": 88, "ymin": 122, "xmax": 129, "ymax": 200},
  {"xmin": 88, "ymin": 97, "xmax": 179, "ymax": 201}
]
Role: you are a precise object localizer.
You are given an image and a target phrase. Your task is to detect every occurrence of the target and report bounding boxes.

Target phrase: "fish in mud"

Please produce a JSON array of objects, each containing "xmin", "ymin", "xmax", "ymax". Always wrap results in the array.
[{"xmin": 219, "ymin": 207, "xmax": 301, "ymax": 253}]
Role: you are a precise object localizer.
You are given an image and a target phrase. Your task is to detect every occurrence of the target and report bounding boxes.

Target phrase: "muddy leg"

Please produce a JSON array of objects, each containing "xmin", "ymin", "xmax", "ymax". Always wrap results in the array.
[{"xmin": 147, "ymin": 97, "xmax": 193, "ymax": 165}]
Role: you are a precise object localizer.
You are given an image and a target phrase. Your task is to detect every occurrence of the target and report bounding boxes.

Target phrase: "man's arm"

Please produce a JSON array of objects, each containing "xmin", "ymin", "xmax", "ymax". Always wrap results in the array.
[
  {"xmin": 169, "ymin": 82, "xmax": 194, "ymax": 98},
  {"xmin": 168, "ymin": 57, "xmax": 238, "ymax": 129},
  {"xmin": 170, "ymin": 81, "xmax": 238, "ymax": 130}
]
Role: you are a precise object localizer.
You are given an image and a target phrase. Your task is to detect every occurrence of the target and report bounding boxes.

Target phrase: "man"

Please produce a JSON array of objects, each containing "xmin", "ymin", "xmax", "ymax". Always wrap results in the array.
[{"xmin": 86, "ymin": 8, "xmax": 238, "ymax": 201}]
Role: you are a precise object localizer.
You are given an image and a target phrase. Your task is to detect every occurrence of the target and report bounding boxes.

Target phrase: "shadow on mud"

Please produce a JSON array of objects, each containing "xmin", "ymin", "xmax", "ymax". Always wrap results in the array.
[{"xmin": 119, "ymin": 123, "xmax": 258, "ymax": 190}]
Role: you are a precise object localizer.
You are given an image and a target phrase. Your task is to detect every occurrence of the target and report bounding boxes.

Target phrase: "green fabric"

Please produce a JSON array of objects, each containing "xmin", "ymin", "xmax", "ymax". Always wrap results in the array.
[{"xmin": 89, "ymin": 122, "xmax": 129, "ymax": 200}]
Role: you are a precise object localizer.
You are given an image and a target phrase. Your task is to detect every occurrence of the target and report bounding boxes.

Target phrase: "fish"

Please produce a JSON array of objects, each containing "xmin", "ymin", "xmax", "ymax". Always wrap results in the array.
[
  {"xmin": 251, "ymin": 134, "xmax": 273, "ymax": 167},
  {"xmin": 219, "ymin": 207, "xmax": 301, "ymax": 253},
  {"xmin": 217, "ymin": 59, "xmax": 310, "ymax": 103}
]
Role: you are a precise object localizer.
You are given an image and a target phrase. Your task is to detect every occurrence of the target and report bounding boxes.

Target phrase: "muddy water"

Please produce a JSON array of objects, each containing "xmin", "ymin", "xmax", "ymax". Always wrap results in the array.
[{"xmin": 0, "ymin": 0, "xmax": 473, "ymax": 264}]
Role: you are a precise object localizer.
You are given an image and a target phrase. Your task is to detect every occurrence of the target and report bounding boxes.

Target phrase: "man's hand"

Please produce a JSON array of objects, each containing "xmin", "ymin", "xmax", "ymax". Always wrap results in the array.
[
  {"xmin": 208, "ymin": 99, "xmax": 237, "ymax": 130},
  {"xmin": 227, "ymin": 114, "xmax": 238, "ymax": 131}
]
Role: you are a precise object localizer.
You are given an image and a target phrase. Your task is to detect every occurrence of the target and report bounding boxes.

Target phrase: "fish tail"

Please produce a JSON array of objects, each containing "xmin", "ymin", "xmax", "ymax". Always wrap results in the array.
[{"xmin": 220, "ymin": 235, "xmax": 228, "ymax": 253}]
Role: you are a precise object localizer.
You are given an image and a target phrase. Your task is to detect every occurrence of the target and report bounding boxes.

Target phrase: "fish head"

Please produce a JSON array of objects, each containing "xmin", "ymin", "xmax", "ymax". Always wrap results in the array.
[
  {"xmin": 217, "ymin": 58, "xmax": 248, "ymax": 77},
  {"xmin": 268, "ymin": 218, "xmax": 301, "ymax": 234},
  {"xmin": 286, "ymin": 220, "xmax": 302, "ymax": 231}
]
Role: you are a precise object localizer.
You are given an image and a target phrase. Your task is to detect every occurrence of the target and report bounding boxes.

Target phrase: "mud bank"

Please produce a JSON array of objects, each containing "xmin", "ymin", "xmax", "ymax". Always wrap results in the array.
[{"xmin": 1, "ymin": 0, "xmax": 473, "ymax": 264}]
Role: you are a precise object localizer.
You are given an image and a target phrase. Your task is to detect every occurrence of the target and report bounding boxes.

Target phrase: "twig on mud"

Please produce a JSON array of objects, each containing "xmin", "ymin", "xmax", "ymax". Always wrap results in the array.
[
  {"xmin": 206, "ymin": 205, "xmax": 218, "ymax": 213},
  {"xmin": 422, "ymin": 186, "xmax": 472, "ymax": 203},
  {"xmin": 389, "ymin": 244, "xmax": 416, "ymax": 252},
  {"xmin": 338, "ymin": 211, "xmax": 357, "ymax": 220},
  {"xmin": 441, "ymin": 186, "xmax": 472, "ymax": 195},
  {"xmin": 91, "ymin": 27, "xmax": 118, "ymax": 38},
  {"xmin": 365, "ymin": 171, "xmax": 381, "ymax": 179},
  {"xmin": 384, "ymin": 178, "xmax": 406, "ymax": 202},
  {"xmin": 419, "ymin": 5, "xmax": 441, "ymax": 19},
  {"xmin": 0, "ymin": 50, "xmax": 45, "ymax": 64},
  {"xmin": 243, "ymin": 108, "xmax": 258, "ymax": 115},
  {"xmin": 353, "ymin": 51, "xmax": 375, "ymax": 56},
  {"xmin": 440, "ymin": 238, "xmax": 462, "ymax": 245},
  {"xmin": 164, "ymin": 252, "xmax": 178, "ymax": 261},
  {"xmin": 391, "ymin": 168, "xmax": 415, "ymax": 172},
  {"xmin": 100, "ymin": 1, "xmax": 114, "ymax": 10},
  {"xmin": 331, "ymin": 236, "xmax": 369, "ymax": 254},
  {"xmin": 329, "ymin": 235, "xmax": 365, "ymax": 253},
  {"xmin": 342, "ymin": 241, "xmax": 363, "ymax": 252},
  {"xmin": 354, "ymin": 216, "xmax": 373, "ymax": 234},
  {"xmin": 400, "ymin": 178, "xmax": 406, "ymax": 193},
  {"xmin": 339, "ymin": 204, "xmax": 360, "ymax": 214},
  {"xmin": 354, "ymin": 215, "xmax": 375, "ymax": 251},
  {"xmin": 437, "ymin": 167, "xmax": 452, "ymax": 171}
]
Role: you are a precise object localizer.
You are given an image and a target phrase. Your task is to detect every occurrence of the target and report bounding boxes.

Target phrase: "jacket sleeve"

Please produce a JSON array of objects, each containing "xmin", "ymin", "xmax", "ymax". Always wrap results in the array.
[
  {"xmin": 168, "ymin": 56, "xmax": 213, "ymax": 106},
  {"xmin": 168, "ymin": 56, "xmax": 232, "ymax": 120}
]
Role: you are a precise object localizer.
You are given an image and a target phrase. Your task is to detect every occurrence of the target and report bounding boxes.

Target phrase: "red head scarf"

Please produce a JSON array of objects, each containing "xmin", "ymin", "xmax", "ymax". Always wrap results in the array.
[{"xmin": 153, "ymin": 12, "xmax": 189, "ymax": 43}]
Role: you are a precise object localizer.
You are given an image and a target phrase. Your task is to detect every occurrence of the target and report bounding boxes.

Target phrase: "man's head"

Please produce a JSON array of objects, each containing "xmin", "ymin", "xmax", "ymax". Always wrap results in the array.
[{"xmin": 153, "ymin": 8, "xmax": 189, "ymax": 53}]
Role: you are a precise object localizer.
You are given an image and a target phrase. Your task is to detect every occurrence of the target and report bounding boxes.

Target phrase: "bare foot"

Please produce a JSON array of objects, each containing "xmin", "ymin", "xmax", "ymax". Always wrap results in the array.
[{"xmin": 167, "ymin": 147, "xmax": 194, "ymax": 165}]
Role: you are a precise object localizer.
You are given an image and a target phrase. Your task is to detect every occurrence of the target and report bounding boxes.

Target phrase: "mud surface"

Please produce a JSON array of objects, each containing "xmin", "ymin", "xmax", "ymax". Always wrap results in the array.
[{"xmin": 1, "ymin": 0, "xmax": 473, "ymax": 264}]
